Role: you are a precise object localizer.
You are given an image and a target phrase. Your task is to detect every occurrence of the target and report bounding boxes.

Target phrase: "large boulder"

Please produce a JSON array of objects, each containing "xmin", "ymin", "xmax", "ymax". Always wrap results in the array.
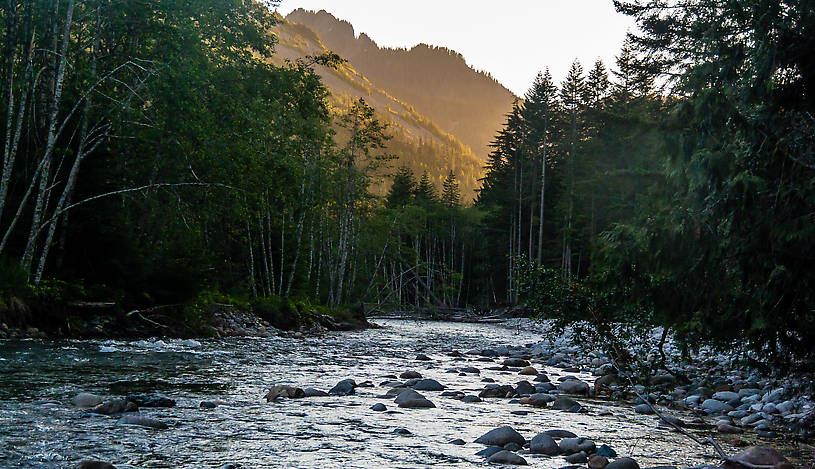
[
  {"xmin": 328, "ymin": 379, "xmax": 356, "ymax": 396},
  {"xmin": 723, "ymin": 446, "xmax": 791, "ymax": 469},
  {"xmin": 394, "ymin": 389, "xmax": 435, "ymax": 408},
  {"xmin": 558, "ymin": 378, "xmax": 590, "ymax": 396},
  {"xmin": 475, "ymin": 426, "xmax": 526, "ymax": 446},
  {"xmin": 265, "ymin": 385, "xmax": 305, "ymax": 401},
  {"xmin": 529, "ymin": 433, "xmax": 560, "ymax": 455},
  {"xmin": 400, "ymin": 370, "xmax": 422, "ymax": 379},
  {"xmin": 487, "ymin": 450, "xmax": 528, "ymax": 465}
]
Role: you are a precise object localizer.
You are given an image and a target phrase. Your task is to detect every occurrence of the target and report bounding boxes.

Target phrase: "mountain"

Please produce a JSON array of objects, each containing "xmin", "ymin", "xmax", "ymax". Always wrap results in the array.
[
  {"xmin": 286, "ymin": 9, "xmax": 516, "ymax": 160},
  {"xmin": 270, "ymin": 10, "xmax": 517, "ymax": 200}
]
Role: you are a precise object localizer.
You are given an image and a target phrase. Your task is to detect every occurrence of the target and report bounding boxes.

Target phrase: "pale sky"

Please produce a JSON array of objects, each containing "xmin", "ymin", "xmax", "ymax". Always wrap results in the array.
[{"xmin": 275, "ymin": 1, "xmax": 636, "ymax": 96}]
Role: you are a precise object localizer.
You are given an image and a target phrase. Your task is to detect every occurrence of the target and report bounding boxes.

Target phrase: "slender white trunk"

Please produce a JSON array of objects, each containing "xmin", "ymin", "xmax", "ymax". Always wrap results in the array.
[{"xmin": 22, "ymin": 0, "xmax": 74, "ymax": 272}]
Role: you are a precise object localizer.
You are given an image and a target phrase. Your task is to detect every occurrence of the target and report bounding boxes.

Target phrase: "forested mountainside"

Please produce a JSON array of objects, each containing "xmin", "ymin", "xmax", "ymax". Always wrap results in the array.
[
  {"xmin": 285, "ymin": 8, "xmax": 516, "ymax": 160},
  {"xmin": 271, "ymin": 13, "xmax": 489, "ymax": 199}
]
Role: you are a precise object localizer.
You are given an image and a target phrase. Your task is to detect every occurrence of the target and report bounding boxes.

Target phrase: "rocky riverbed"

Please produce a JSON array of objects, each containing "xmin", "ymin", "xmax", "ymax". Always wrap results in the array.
[{"xmin": 0, "ymin": 319, "xmax": 811, "ymax": 468}]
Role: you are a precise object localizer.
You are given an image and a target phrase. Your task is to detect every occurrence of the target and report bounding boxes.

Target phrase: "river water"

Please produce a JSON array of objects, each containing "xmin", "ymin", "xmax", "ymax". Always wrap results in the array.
[{"xmin": 0, "ymin": 319, "xmax": 728, "ymax": 468}]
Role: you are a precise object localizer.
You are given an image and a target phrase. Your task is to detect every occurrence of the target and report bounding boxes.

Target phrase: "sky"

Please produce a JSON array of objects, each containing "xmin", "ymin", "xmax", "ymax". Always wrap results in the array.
[{"xmin": 274, "ymin": 1, "xmax": 637, "ymax": 96}]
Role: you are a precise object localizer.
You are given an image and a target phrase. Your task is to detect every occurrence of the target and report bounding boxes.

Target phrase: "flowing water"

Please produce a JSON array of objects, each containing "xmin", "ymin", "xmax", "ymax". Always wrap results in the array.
[{"xmin": 0, "ymin": 319, "xmax": 728, "ymax": 468}]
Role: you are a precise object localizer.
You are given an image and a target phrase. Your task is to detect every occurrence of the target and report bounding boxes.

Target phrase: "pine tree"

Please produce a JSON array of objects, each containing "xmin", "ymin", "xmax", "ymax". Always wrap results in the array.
[
  {"xmin": 559, "ymin": 60, "xmax": 586, "ymax": 278},
  {"xmin": 522, "ymin": 69, "xmax": 559, "ymax": 265},
  {"xmin": 414, "ymin": 171, "xmax": 437, "ymax": 206},
  {"xmin": 387, "ymin": 166, "xmax": 416, "ymax": 208},
  {"xmin": 441, "ymin": 170, "xmax": 461, "ymax": 208},
  {"xmin": 584, "ymin": 59, "xmax": 610, "ymax": 107}
]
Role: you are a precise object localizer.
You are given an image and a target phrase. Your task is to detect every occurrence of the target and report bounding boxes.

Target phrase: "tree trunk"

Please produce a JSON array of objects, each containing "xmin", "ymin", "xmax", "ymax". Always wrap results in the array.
[{"xmin": 21, "ymin": 0, "xmax": 74, "ymax": 272}]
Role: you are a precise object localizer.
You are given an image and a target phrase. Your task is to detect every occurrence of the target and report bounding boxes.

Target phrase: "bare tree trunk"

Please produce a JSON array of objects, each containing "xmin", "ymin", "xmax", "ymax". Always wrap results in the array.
[
  {"xmin": 537, "ymin": 135, "xmax": 547, "ymax": 265},
  {"xmin": 1, "ymin": 26, "xmax": 33, "ymax": 225},
  {"xmin": 21, "ymin": 0, "xmax": 74, "ymax": 272},
  {"xmin": 34, "ymin": 2, "xmax": 102, "ymax": 283},
  {"xmin": 246, "ymin": 219, "xmax": 257, "ymax": 298}
]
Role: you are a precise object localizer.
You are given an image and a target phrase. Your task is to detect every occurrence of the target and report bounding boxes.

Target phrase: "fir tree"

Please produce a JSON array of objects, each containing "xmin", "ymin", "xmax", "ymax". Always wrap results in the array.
[{"xmin": 441, "ymin": 170, "xmax": 461, "ymax": 208}]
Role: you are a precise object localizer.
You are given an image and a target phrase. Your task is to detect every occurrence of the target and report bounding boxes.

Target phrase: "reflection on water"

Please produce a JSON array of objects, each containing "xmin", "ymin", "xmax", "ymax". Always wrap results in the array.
[{"xmin": 0, "ymin": 320, "xmax": 723, "ymax": 468}]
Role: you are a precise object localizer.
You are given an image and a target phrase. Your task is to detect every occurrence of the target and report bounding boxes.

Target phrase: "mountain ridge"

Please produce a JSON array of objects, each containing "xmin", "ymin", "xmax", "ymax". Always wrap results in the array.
[{"xmin": 285, "ymin": 8, "xmax": 517, "ymax": 160}]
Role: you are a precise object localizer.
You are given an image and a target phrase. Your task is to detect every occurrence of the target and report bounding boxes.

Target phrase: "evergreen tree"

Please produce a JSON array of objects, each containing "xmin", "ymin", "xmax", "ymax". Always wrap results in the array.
[
  {"xmin": 414, "ymin": 171, "xmax": 438, "ymax": 206},
  {"xmin": 559, "ymin": 60, "xmax": 586, "ymax": 278},
  {"xmin": 441, "ymin": 170, "xmax": 461, "ymax": 208},
  {"xmin": 387, "ymin": 166, "xmax": 416, "ymax": 208}
]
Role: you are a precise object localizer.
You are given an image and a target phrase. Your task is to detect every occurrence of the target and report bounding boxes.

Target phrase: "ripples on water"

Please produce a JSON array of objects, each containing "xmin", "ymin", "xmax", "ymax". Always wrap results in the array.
[{"xmin": 0, "ymin": 320, "xmax": 724, "ymax": 468}]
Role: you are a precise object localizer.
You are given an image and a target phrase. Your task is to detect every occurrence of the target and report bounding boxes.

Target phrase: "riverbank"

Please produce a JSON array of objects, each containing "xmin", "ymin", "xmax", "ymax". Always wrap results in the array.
[{"xmin": 0, "ymin": 297, "xmax": 371, "ymax": 340}]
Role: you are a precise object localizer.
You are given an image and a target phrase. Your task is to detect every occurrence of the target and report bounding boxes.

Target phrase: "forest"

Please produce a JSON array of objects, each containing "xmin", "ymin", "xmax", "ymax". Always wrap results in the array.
[{"xmin": 0, "ymin": 0, "xmax": 813, "ymax": 365}]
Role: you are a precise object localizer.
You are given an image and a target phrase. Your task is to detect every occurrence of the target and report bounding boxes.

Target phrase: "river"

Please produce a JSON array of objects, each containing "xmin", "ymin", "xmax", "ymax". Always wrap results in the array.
[{"xmin": 0, "ymin": 319, "xmax": 729, "ymax": 468}]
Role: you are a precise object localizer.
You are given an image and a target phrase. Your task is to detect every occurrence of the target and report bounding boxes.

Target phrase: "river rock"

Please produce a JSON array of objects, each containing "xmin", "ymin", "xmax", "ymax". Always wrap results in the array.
[
  {"xmin": 371, "ymin": 403, "xmax": 387, "ymax": 412},
  {"xmin": 558, "ymin": 378, "xmax": 590, "ymax": 396},
  {"xmin": 503, "ymin": 358, "xmax": 530, "ymax": 367},
  {"xmin": 71, "ymin": 392, "xmax": 104, "ymax": 408},
  {"xmin": 460, "ymin": 366, "xmax": 480, "ymax": 374},
  {"xmin": 412, "ymin": 379, "xmax": 445, "ymax": 391},
  {"xmin": 400, "ymin": 371, "xmax": 422, "ymax": 379},
  {"xmin": 476, "ymin": 445, "xmax": 505, "ymax": 457},
  {"xmin": 519, "ymin": 366, "xmax": 538, "ymax": 375},
  {"xmin": 449, "ymin": 438, "xmax": 466, "ymax": 445},
  {"xmin": 534, "ymin": 373, "xmax": 550, "ymax": 382},
  {"xmin": 265, "ymin": 385, "xmax": 305, "ymax": 401},
  {"xmin": 328, "ymin": 379, "xmax": 356, "ymax": 396},
  {"xmin": 606, "ymin": 457, "xmax": 640, "ymax": 469},
  {"xmin": 479, "ymin": 384, "xmax": 515, "ymax": 398},
  {"xmin": 552, "ymin": 397, "xmax": 580, "ymax": 410},
  {"xmin": 117, "ymin": 414, "xmax": 168, "ymax": 429},
  {"xmin": 415, "ymin": 354, "xmax": 431, "ymax": 361},
  {"xmin": 200, "ymin": 401, "xmax": 218, "ymax": 409},
  {"xmin": 526, "ymin": 393, "xmax": 555, "ymax": 407},
  {"xmin": 634, "ymin": 404, "xmax": 654, "ymax": 414},
  {"xmin": 589, "ymin": 455, "xmax": 610, "ymax": 469},
  {"xmin": 559, "ymin": 437, "xmax": 596, "ymax": 455},
  {"xmin": 77, "ymin": 462, "xmax": 116, "ymax": 469},
  {"xmin": 717, "ymin": 422, "xmax": 743, "ymax": 434},
  {"xmin": 566, "ymin": 451, "xmax": 588, "ymax": 464},
  {"xmin": 596, "ymin": 444, "xmax": 617, "ymax": 458},
  {"xmin": 722, "ymin": 446, "xmax": 790, "ymax": 469},
  {"xmin": 515, "ymin": 380, "xmax": 535, "ymax": 396},
  {"xmin": 90, "ymin": 398, "xmax": 137, "ymax": 415},
  {"xmin": 544, "ymin": 429, "xmax": 578, "ymax": 439},
  {"xmin": 713, "ymin": 391, "xmax": 741, "ymax": 402},
  {"xmin": 504, "ymin": 442, "xmax": 522, "ymax": 451},
  {"xmin": 701, "ymin": 399, "xmax": 732, "ymax": 413},
  {"xmin": 461, "ymin": 395, "xmax": 482, "ymax": 403},
  {"xmin": 475, "ymin": 426, "xmax": 526, "ymax": 446},
  {"xmin": 302, "ymin": 387, "xmax": 328, "ymax": 397},
  {"xmin": 394, "ymin": 389, "xmax": 435, "ymax": 408},
  {"xmin": 530, "ymin": 433, "xmax": 559, "ymax": 455},
  {"xmin": 127, "ymin": 393, "xmax": 176, "ymax": 408},
  {"xmin": 487, "ymin": 450, "xmax": 528, "ymax": 465}
]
